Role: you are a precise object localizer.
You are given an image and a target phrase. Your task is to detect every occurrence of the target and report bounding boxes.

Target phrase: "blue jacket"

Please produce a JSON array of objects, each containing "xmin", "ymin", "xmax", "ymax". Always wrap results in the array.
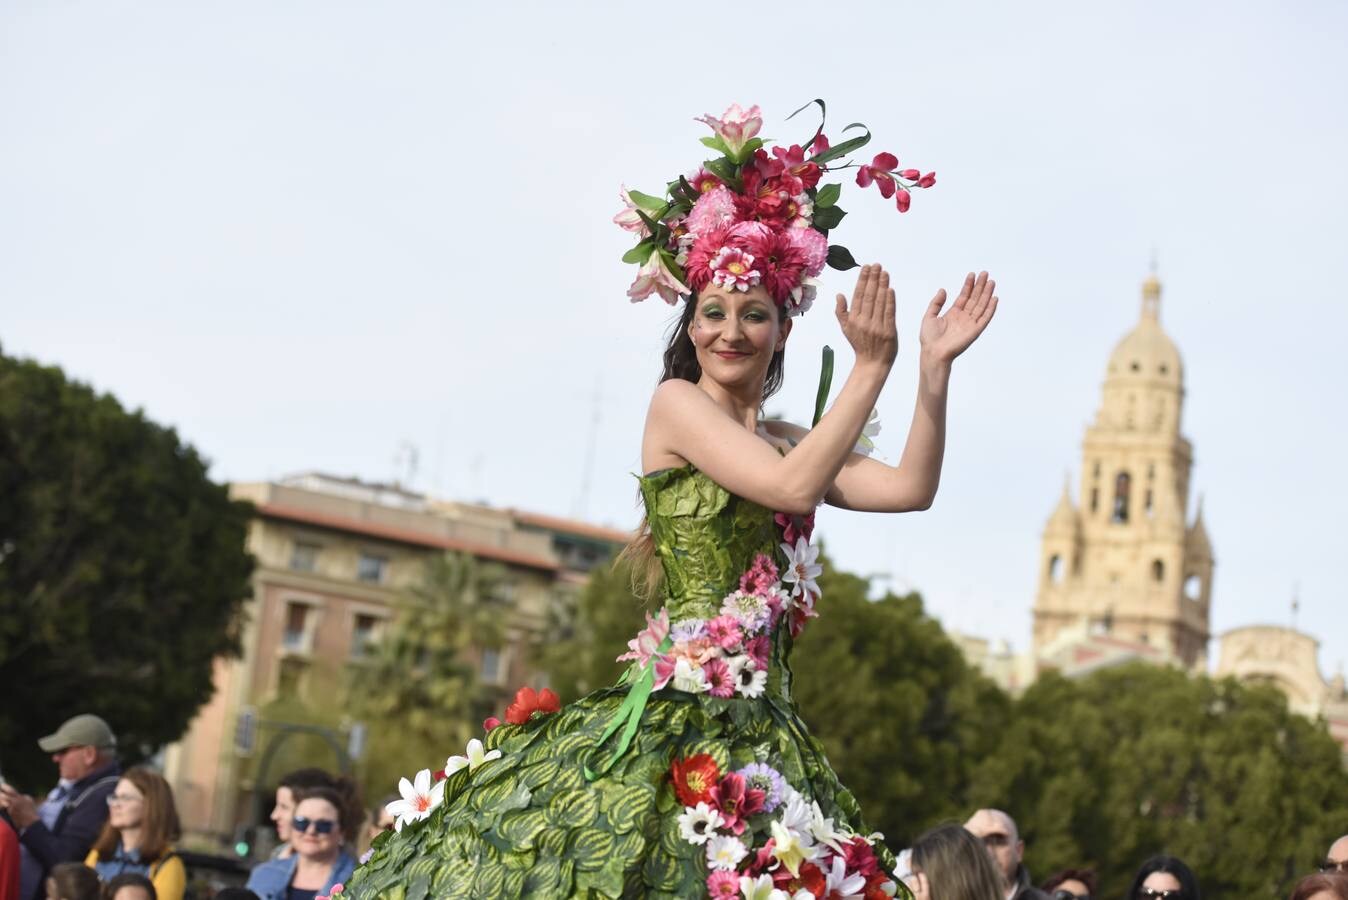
[{"xmin": 246, "ymin": 850, "xmax": 356, "ymax": 900}]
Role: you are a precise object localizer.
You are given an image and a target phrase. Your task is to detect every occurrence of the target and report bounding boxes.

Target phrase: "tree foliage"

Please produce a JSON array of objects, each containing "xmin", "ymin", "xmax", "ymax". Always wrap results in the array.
[
  {"xmin": 0, "ymin": 347, "xmax": 255, "ymax": 789},
  {"xmin": 345, "ymin": 551, "xmax": 510, "ymax": 795},
  {"xmin": 791, "ymin": 554, "xmax": 1012, "ymax": 846},
  {"xmin": 534, "ymin": 557, "xmax": 649, "ymax": 701},
  {"xmin": 969, "ymin": 663, "xmax": 1348, "ymax": 897}
]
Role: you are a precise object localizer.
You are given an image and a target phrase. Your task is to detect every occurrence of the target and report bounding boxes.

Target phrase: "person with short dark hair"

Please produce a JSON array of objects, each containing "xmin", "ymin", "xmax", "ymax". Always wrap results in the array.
[
  {"xmin": 268, "ymin": 771, "xmax": 334, "ymax": 861},
  {"xmin": 1041, "ymin": 868, "xmax": 1095, "ymax": 899},
  {"xmin": 1126, "ymin": 855, "xmax": 1200, "ymax": 900},
  {"xmin": 100, "ymin": 873, "xmax": 154, "ymax": 900},
  {"xmin": 0, "ymin": 715, "xmax": 120, "ymax": 900},
  {"xmin": 42, "ymin": 864, "xmax": 99, "ymax": 900},
  {"xmin": 1289, "ymin": 871, "xmax": 1348, "ymax": 900},
  {"xmin": 81, "ymin": 768, "xmax": 183, "ymax": 900}
]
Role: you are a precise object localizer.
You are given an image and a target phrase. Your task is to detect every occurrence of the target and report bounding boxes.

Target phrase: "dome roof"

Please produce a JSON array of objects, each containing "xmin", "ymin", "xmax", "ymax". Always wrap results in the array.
[{"xmin": 1105, "ymin": 274, "xmax": 1184, "ymax": 386}]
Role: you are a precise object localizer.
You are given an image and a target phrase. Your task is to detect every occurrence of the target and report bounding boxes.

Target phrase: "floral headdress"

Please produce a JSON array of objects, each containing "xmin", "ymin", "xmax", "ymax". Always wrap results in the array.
[{"xmin": 617, "ymin": 100, "xmax": 935, "ymax": 316}]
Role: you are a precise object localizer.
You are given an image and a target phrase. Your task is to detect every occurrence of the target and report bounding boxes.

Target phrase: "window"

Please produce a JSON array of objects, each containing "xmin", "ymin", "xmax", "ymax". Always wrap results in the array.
[
  {"xmin": 1144, "ymin": 489, "xmax": 1154, "ymax": 516},
  {"xmin": 1089, "ymin": 487, "xmax": 1099, "ymax": 514},
  {"xmin": 1130, "ymin": 361, "xmax": 1141, "ymax": 372},
  {"xmin": 282, "ymin": 602, "xmax": 311, "ymax": 652},
  {"xmin": 357, "ymin": 553, "xmax": 388, "ymax": 584},
  {"xmin": 1112, "ymin": 472, "xmax": 1131, "ymax": 523},
  {"xmin": 1152, "ymin": 559, "xmax": 1165, "ymax": 583},
  {"xmin": 1048, "ymin": 554, "xmax": 1064, "ymax": 584},
  {"xmin": 1092, "ymin": 461, "xmax": 1101, "ymax": 478},
  {"xmin": 481, "ymin": 648, "xmax": 503, "ymax": 684},
  {"xmin": 350, "ymin": 613, "xmax": 381, "ymax": 659},
  {"xmin": 290, "ymin": 541, "xmax": 320, "ymax": 572},
  {"xmin": 1184, "ymin": 574, "xmax": 1203, "ymax": 601}
]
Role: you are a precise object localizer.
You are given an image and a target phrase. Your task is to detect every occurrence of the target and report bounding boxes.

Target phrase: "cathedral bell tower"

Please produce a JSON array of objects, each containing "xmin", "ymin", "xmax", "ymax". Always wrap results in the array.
[{"xmin": 1033, "ymin": 273, "xmax": 1215, "ymax": 670}]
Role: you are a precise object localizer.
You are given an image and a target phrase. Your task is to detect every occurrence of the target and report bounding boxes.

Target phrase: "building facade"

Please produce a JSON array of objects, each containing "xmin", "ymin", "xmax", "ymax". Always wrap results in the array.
[
  {"xmin": 1032, "ymin": 274, "xmax": 1215, "ymax": 670},
  {"xmin": 161, "ymin": 473, "xmax": 629, "ymax": 845}
]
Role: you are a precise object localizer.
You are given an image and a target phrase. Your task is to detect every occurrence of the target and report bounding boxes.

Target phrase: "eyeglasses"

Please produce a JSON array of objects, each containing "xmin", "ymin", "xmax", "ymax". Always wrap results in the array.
[
  {"xmin": 1321, "ymin": 860, "xmax": 1348, "ymax": 874},
  {"xmin": 1136, "ymin": 890, "xmax": 1181, "ymax": 899},
  {"xmin": 979, "ymin": 832, "xmax": 1011, "ymax": 849},
  {"xmin": 106, "ymin": 794, "xmax": 143, "ymax": 806},
  {"xmin": 1052, "ymin": 891, "xmax": 1091, "ymax": 900},
  {"xmin": 291, "ymin": 816, "xmax": 337, "ymax": 835}
]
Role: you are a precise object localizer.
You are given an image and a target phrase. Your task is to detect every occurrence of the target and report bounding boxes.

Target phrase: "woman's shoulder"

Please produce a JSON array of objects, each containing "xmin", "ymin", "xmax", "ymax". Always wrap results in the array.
[{"xmin": 247, "ymin": 855, "xmax": 294, "ymax": 889}]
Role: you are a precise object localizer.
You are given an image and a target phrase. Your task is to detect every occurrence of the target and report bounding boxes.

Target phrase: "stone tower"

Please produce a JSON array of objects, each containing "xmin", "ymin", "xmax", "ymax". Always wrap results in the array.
[{"xmin": 1033, "ymin": 273, "xmax": 1215, "ymax": 670}]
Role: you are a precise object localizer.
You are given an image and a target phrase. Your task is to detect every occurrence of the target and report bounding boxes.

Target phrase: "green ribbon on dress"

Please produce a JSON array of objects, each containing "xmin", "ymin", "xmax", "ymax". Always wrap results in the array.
[{"xmin": 583, "ymin": 636, "xmax": 673, "ymax": 780}]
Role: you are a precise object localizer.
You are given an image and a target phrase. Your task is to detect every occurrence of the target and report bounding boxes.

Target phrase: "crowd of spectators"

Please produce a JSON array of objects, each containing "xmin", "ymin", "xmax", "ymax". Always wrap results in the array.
[{"xmin": 3, "ymin": 713, "xmax": 1346, "ymax": 899}]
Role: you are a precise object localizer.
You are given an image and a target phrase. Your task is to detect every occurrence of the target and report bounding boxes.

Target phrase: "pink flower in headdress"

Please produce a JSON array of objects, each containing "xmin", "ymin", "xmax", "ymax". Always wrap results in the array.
[
  {"xmin": 705, "ymin": 614, "xmax": 743, "ymax": 651},
  {"xmin": 687, "ymin": 185, "xmax": 741, "ymax": 238},
  {"xmin": 709, "ymin": 247, "xmax": 761, "ymax": 291},
  {"xmin": 738, "ymin": 228, "xmax": 807, "ymax": 306},
  {"xmin": 613, "ymin": 185, "xmax": 652, "ymax": 235},
  {"xmin": 809, "ymin": 133, "xmax": 830, "ymax": 156},
  {"xmin": 918, "ymin": 171, "xmax": 937, "ymax": 188},
  {"xmin": 783, "ymin": 226, "xmax": 827, "ymax": 278},
  {"xmin": 695, "ymin": 103, "xmax": 764, "ymax": 160},
  {"xmin": 771, "ymin": 144, "xmax": 823, "ymax": 194},
  {"xmin": 685, "ymin": 226, "xmax": 730, "ymax": 293},
  {"xmin": 626, "ymin": 251, "xmax": 689, "ymax": 305},
  {"xmin": 688, "ymin": 167, "xmax": 723, "ymax": 195},
  {"xmin": 856, "ymin": 152, "xmax": 900, "ymax": 199},
  {"xmin": 896, "ymin": 187, "xmax": 912, "ymax": 213}
]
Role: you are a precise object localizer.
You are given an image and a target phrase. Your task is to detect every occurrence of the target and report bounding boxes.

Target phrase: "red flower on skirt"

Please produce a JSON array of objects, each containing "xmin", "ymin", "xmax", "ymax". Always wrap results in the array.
[
  {"xmin": 504, "ymin": 686, "xmax": 561, "ymax": 725},
  {"xmin": 670, "ymin": 753, "xmax": 721, "ymax": 807}
]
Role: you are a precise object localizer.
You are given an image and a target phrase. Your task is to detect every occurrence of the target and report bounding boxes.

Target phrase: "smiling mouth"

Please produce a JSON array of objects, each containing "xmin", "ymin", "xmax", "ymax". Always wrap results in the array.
[{"xmin": 713, "ymin": 351, "xmax": 750, "ymax": 359}]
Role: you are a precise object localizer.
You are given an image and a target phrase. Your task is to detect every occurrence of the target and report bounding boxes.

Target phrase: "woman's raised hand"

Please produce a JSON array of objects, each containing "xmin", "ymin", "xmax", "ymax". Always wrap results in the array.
[
  {"xmin": 835, "ymin": 264, "xmax": 899, "ymax": 369},
  {"xmin": 919, "ymin": 271, "xmax": 998, "ymax": 364}
]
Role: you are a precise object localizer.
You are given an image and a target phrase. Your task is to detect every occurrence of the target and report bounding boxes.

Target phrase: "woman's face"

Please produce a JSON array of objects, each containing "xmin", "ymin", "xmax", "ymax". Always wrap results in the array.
[
  {"xmin": 291, "ymin": 797, "xmax": 343, "ymax": 860},
  {"xmin": 107, "ymin": 778, "xmax": 145, "ymax": 831},
  {"xmin": 688, "ymin": 285, "xmax": 789, "ymax": 393},
  {"xmin": 905, "ymin": 866, "xmax": 929, "ymax": 900},
  {"xmin": 271, "ymin": 786, "xmax": 295, "ymax": 842},
  {"xmin": 1140, "ymin": 871, "xmax": 1183, "ymax": 896}
]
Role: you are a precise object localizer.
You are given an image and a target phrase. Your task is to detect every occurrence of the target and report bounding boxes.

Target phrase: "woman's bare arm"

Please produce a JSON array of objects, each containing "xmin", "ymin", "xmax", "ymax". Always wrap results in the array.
[{"xmin": 643, "ymin": 266, "xmax": 897, "ymax": 515}]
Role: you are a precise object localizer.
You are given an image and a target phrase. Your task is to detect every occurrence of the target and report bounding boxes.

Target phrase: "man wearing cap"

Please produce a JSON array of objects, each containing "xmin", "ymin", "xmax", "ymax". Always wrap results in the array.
[{"xmin": 0, "ymin": 715, "xmax": 120, "ymax": 900}]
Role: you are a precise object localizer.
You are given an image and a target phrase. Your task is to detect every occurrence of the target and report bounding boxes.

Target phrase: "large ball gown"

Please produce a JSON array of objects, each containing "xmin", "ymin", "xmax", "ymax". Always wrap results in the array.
[{"xmin": 344, "ymin": 464, "xmax": 901, "ymax": 899}]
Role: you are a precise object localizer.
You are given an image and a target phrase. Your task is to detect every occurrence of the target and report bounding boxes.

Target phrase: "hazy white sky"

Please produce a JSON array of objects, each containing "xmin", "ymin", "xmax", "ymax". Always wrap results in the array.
[{"xmin": 4, "ymin": 1, "xmax": 1346, "ymax": 676}]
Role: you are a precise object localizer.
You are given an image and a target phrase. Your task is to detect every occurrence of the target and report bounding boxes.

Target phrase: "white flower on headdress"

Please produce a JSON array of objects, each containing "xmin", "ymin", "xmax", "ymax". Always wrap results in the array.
[
  {"xmin": 706, "ymin": 833, "xmax": 748, "ymax": 870},
  {"xmin": 809, "ymin": 800, "xmax": 851, "ymax": 855},
  {"xmin": 788, "ymin": 278, "xmax": 818, "ymax": 318},
  {"xmin": 671, "ymin": 657, "xmax": 711, "ymax": 694},
  {"xmin": 823, "ymin": 854, "xmax": 867, "ymax": 899}
]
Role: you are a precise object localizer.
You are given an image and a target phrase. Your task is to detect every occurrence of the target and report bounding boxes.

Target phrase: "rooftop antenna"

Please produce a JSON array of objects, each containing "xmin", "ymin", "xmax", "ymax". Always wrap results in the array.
[
  {"xmin": 393, "ymin": 441, "xmax": 419, "ymax": 489},
  {"xmin": 573, "ymin": 375, "xmax": 602, "ymax": 520},
  {"xmin": 1290, "ymin": 579, "xmax": 1300, "ymax": 631}
]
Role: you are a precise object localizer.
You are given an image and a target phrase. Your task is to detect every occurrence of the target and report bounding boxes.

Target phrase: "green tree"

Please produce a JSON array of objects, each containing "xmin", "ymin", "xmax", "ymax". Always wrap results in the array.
[
  {"xmin": 535, "ymin": 557, "xmax": 649, "ymax": 701},
  {"xmin": 791, "ymin": 553, "xmax": 1011, "ymax": 846},
  {"xmin": 969, "ymin": 663, "xmax": 1348, "ymax": 897},
  {"xmin": 345, "ymin": 551, "xmax": 510, "ymax": 795},
  {"xmin": 0, "ymin": 346, "xmax": 255, "ymax": 789}
]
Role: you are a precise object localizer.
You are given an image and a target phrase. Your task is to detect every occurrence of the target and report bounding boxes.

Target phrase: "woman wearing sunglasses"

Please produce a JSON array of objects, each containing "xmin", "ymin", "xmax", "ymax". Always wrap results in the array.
[
  {"xmin": 1041, "ymin": 868, "xmax": 1096, "ymax": 900},
  {"xmin": 247, "ymin": 787, "xmax": 356, "ymax": 900},
  {"xmin": 1125, "ymin": 855, "xmax": 1201, "ymax": 900}
]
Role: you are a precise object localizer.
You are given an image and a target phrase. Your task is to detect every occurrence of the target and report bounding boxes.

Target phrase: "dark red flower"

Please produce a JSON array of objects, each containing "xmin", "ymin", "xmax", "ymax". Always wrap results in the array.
[
  {"xmin": 844, "ymin": 837, "xmax": 880, "ymax": 877},
  {"xmin": 917, "ymin": 171, "xmax": 936, "ymax": 188},
  {"xmin": 775, "ymin": 510, "xmax": 816, "ymax": 545},
  {"xmin": 896, "ymin": 188, "xmax": 912, "ymax": 213},
  {"xmin": 856, "ymin": 152, "xmax": 900, "ymax": 199},
  {"xmin": 670, "ymin": 753, "xmax": 720, "ymax": 807},
  {"xmin": 771, "ymin": 144, "xmax": 822, "ymax": 193},
  {"xmin": 482, "ymin": 716, "xmax": 501, "ymax": 732},
  {"xmin": 745, "ymin": 838, "xmax": 777, "ymax": 876},
  {"xmin": 504, "ymin": 686, "xmax": 561, "ymax": 725},
  {"xmin": 809, "ymin": 133, "xmax": 830, "ymax": 157},
  {"xmin": 863, "ymin": 872, "xmax": 895, "ymax": 900}
]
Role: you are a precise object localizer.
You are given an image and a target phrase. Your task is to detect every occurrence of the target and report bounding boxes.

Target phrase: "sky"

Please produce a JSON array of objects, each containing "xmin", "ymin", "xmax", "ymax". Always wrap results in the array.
[{"xmin": 3, "ymin": 0, "xmax": 1346, "ymax": 677}]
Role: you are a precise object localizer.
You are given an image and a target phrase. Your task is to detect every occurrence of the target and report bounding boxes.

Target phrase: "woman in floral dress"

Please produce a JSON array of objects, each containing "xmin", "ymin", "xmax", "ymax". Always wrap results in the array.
[{"xmin": 345, "ymin": 102, "xmax": 998, "ymax": 900}]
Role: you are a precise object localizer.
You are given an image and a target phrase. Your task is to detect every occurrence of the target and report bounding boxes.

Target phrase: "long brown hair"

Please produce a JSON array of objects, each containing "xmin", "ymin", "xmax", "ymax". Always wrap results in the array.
[
  {"xmin": 91, "ymin": 767, "xmax": 180, "ymax": 864},
  {"xmin": 618, "ymin": 293, "xmax": 789, "ymax": 595},
  {"xmin": 911, "ymin": 823, "xmax": 1004, "ymax": 900},
  {"xmin": 1290, "ymin": 873, "xmax": 1348, "ymax": 900}
]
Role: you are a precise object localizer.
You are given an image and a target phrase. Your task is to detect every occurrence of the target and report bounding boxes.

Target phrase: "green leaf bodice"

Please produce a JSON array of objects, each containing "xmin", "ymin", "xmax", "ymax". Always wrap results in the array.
[{"xmin": 345, "ymin": 465, "xmax": 901, "ymax": 900}]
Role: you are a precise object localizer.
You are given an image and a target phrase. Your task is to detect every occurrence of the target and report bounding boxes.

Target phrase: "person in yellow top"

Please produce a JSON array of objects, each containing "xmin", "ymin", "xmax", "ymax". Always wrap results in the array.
[{"xmin": 82, "ymin": 768, "xmax": 185, "ymax": 900}]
